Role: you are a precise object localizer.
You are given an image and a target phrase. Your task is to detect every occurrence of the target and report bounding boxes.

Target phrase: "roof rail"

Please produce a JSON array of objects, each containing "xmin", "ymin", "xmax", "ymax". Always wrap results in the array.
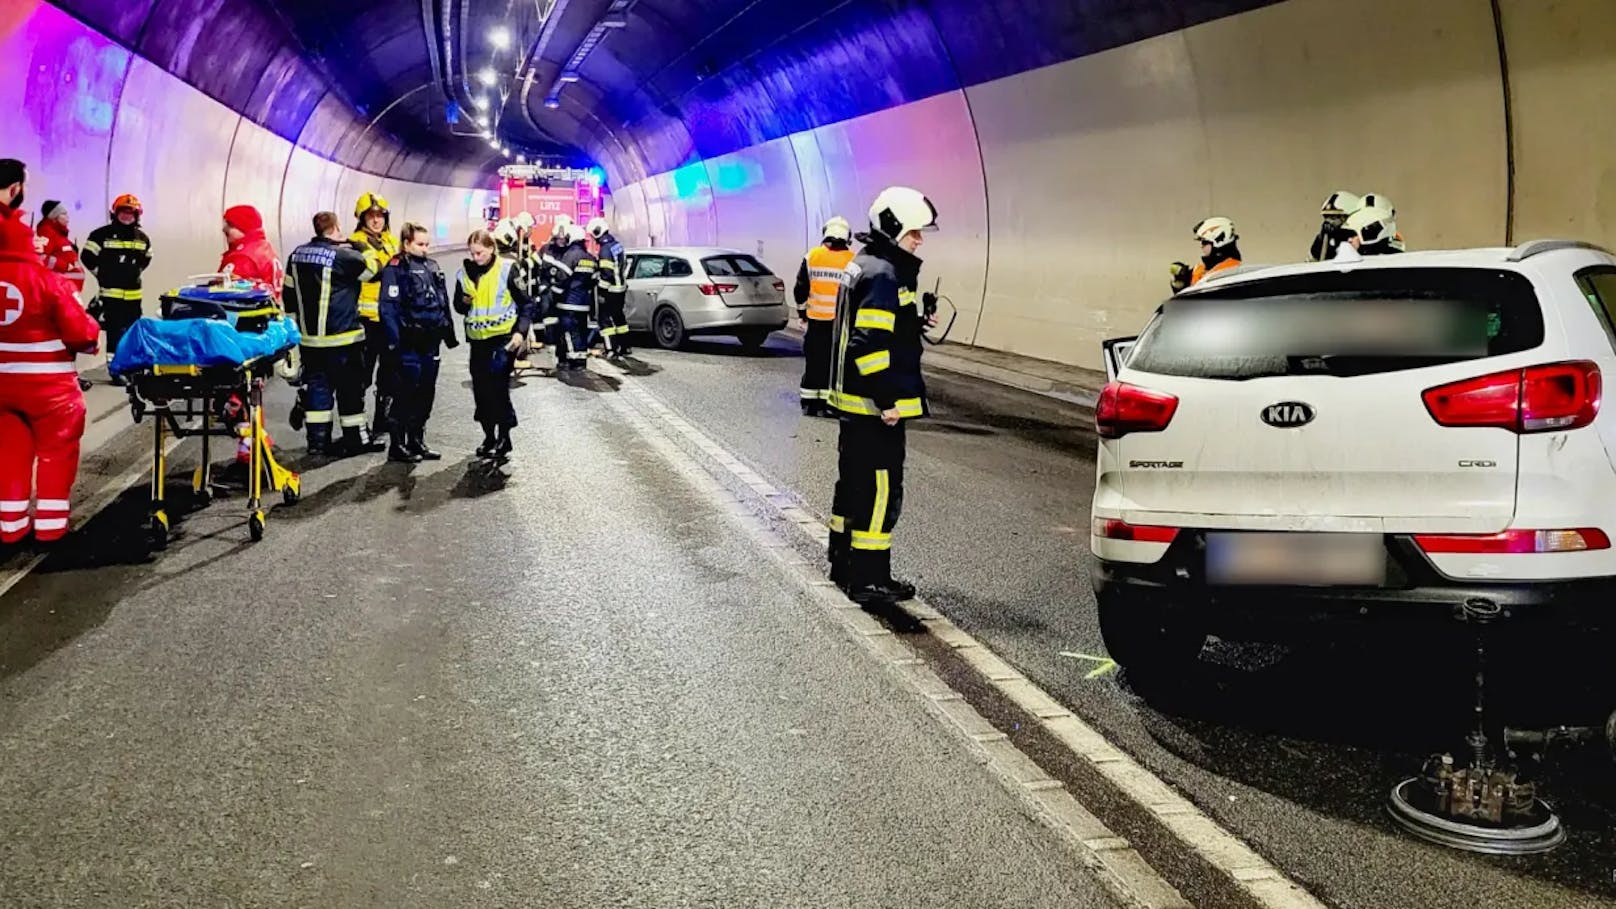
[{"xmin": 1505, "ymin": 239, "xmax": 1614, "ymax": 262}]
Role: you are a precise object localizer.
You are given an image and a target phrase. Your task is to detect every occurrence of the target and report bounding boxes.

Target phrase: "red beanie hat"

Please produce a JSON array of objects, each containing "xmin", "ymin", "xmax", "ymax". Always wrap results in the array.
[{"xmin": 224, "ymin": 204, "xmax": 264, "ymax": 233}]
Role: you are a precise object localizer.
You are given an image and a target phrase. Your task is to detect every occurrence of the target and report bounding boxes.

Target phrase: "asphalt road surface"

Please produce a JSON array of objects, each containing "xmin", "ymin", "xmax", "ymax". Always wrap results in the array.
[{"xmin": 618, "ymin": 330, "xmax": 1616, "ymax": 909}]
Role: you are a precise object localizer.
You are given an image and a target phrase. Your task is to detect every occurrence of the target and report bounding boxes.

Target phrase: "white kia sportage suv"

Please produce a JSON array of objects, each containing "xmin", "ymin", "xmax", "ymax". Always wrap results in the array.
[{"xmin": 1092, "ymin": 240, "xmax": 1616, "ymax": 680}]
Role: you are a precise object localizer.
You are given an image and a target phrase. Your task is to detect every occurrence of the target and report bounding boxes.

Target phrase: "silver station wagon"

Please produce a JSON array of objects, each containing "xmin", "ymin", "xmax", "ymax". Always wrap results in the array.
[{"xmin": 622, "ymin": 247, "xmax": 792, "ymax": 349}]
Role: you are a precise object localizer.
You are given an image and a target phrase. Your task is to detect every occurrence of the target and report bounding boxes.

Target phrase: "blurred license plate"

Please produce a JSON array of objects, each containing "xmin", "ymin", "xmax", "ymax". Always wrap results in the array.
[{"xmin": 1205, "ymin": 532, "xmax": 1386, "ymax": 587}]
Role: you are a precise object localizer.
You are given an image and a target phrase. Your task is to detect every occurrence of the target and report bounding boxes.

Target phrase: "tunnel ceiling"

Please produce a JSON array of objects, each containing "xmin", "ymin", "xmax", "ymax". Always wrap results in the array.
[{"xmin": 53, "ymin": 0, "xmax": 1285, "ymax": 182}]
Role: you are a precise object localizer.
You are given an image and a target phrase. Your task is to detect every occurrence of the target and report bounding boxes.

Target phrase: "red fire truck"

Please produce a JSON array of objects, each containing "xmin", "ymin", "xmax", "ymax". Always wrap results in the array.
[{"xmin": 486, "ymin": 165, "xmax": 605, "ymax": 233}]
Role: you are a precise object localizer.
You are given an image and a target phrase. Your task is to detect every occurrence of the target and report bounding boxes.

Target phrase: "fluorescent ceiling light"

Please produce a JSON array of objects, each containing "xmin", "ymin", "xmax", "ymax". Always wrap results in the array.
[
  {"xmin": 477, "ymin": 68, "xmax": 498, "ymax": 87},
  {"xmin": 489, "ymin": 26, "xmax": 512, "ymax": 50}
]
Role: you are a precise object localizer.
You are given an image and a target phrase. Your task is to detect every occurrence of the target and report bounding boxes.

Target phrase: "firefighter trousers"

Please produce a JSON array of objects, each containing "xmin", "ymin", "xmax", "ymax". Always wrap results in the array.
[
  {"xmin": 799, "ymin": 318, "xmax": 833, "ymax": 410},
  {"xmin": 0, "ymin": 376, "xmax": 88, "ymax": 543},
  {"xmin": 389, "ymin": 339, "xmax": 441, "ymax": 446},
  {"xmin": 829, "ymin": 416, "xmax": 906, "ymax": 586},
  {"xmin": 100, "ymin": 296, "xmax": 143, "ymax": 357},
  {"xmin": 597, "ymin": 291, "xmax": 630, "ymax": 353},
  {"xmin": 556, "ymin": 306, "xmax": 590, "ymax": 369},
  {"xmin": 469, "ymin": 338, "xmax": 518, "ymax": 430},
  {"xmin": 301, "ymin": 344, "xmax": 367, "ymax": 450},
  {"xmin": 360, "ymin": 319, "xmax": 392, "ymax": 433}
]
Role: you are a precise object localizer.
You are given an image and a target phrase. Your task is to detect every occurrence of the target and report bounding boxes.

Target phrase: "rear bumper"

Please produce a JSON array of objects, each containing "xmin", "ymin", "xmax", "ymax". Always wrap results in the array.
[
  {"xmin": 1092, "ymin": 532, "xmax": 1616, "ymax": 639},
  {"xmin": 684, "ymin": 303, "xmax": 790, "ymax": 334}
]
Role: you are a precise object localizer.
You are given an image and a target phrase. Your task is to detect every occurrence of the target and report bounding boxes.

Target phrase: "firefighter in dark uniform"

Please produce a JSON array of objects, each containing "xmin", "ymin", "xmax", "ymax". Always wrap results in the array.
[
  {"xmin": 538, "ymin": 217, "xmax": 573, "ymax": 362},
  {"xmin": 553, "ymin": 222, "xmax": 596, "ymax": 372},
  {"xmin": 284, "ymin": 211, "xmax": 379, "ymax": 457},
  {"xmin": 795, "ymin": 216, "xmax": 854, "ymax": 415},
  {"xmin": 587, "ymin": 217, "xmax": 632, "ymax": 359},
  {"xmin": 350, "ymin": 193, "xmax": 399, "ymax": 442},
  {"xmin": 80, "ymin": 193, "xmax": 152, "ymax": 375},
  {"xmin": 828, "ymin": 186, "xmax": 939, "ymax": 619},
  {"xmin": 453, "ymin": 228, "xmax": 535, "ymax": 459},
  {"xmin": 379, "ymin": 222, "xmax": 458, "ymax": 463}
]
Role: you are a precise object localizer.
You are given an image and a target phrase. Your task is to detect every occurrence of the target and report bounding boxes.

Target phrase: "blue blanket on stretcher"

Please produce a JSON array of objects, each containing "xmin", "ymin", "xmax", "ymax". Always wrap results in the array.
[{"xmin": 110, "ymin": 316, "xmax": 301, "ymax": 376}]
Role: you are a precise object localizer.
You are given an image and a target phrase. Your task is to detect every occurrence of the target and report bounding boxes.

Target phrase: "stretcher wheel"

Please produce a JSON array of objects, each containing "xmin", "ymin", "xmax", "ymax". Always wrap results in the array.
[
  {"xmin": 282, "ymin": 475, "xmax": 301, "ymax": 506},
  {"xmin": 149, "ymin": 511, "xmax": 170, "ymax": 549},
  {"xmin": 248, "ymin": 511, "xmax": 266, "ymax": 542}
]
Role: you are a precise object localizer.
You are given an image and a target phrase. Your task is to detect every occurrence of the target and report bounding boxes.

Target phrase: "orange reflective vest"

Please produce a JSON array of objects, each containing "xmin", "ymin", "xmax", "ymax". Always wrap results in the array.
[
  {"xmin": 803, "ymin": 244, "xmax": 855, "ymax": 321},
  {"xmin": 1191, "ymin": 257, "xmax": 1240, "ymax": 286}
]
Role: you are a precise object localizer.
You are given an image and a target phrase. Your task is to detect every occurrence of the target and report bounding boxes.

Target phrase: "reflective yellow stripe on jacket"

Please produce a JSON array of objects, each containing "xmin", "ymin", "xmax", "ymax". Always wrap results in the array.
[
  {"xmin": 463, "ymin": 259, "xmax": 519, "ymax": 341},
  {"xmin": 351, "ymin": 231, "xmax": 399, "ymax": 320},
  {"xmin": 805, "ymin": 245, "xmax": 854, "ymax": 321}
]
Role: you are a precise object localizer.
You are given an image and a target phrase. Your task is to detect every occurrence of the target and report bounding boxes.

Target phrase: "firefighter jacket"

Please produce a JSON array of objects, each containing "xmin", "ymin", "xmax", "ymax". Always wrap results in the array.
[
  {"xmin": 830, "ymin": 233, "xmax": 928, "ymax": 420},
  {"xmin": 794, "ymin": 241, "xmax": 853, "ymax": 322},
  {"xmin": 350, "ymin": 229, "xmax": 399, "ymax": 322},
  {"xmin": 36, "ymin": 218, "xmax": 81, "ymax": 285},
  {"xmin": 453, "ymin": 257, "xmax": 534, "ymax": 342},
  {"xmin": 82, "ymin": 221, "xmax": 152, "ymax": 301},
  {"xmin": 283, "ymin": 236, "xmax": 373, "ymax": 348},
  {"xmin": 554, "ymin": 241, "xmax": 597, "ymax": 315},
  {"xmin": 538, "ymin": 239, "xmax": 569, "ymax": 317},
  {"xmin": 379, "ymin": 254, "xmax": 456, "ymax": 350},
  {"xmin": 0, "ymin": 214, "xmax": 100, "ymax": 378},
  {"xmin": 595, "ymin": 233, "xmax": 627, "ymax": 299}
]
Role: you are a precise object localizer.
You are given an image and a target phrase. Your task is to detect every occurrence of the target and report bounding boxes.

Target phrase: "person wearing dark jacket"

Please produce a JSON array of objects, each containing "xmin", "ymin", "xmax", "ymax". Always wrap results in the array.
[
  {"xmin": 827, "ymin": 187, "xmax": 939, "ymax": 620},
  {"xmin": 794, "ymin": 216, "xmax": 854, "ymax": 415},
  {"xmin": 379, "ymin": 222, "xmax": 458, "ymax": 463},
  {"xmin": 81, "ymin": 193, "xmax": 152, "ymax": 366},
  {"xmin": 453, "ymin": 228, "xmax": 535, "ymax": 459},
  {"xmin": 552, "ymin": 223, "xmax": 596, "ymax": 372},
  {"xmin": 283, "ymin": 211, "xmax": 378, "ymax": 457}
]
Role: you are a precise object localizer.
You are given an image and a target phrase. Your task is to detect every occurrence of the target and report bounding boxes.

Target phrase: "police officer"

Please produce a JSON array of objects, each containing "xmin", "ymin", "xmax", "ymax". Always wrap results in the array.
[
  {"xmin": 453, "ymin": 228, "xmax": 535, "ymax": 459},
  {"xmin": 828, "ymin": 187, "xmax": 939, "ymax": 620},
  {"xmin": 81, "ymin": 193, "xmax": 153, "ymax": 371},
  {"xmin": 553, "ymin": 222, "xmax": 596, "ymax": 372},
  {"xmin": 379, "ymin": 222, "xmax": 458, "ymax": 463},
  {"xmin": 284, "ymin": 211, "xmax": 379, "ymax": 457},
  {"xmin": 795, "ymin": 216, "xmax": 855, "ymax": 415},
  {"xmin": 588, "ymin": 217, "xmax": 631, "ymax": 359},
  {"xmin": 1170, "ymin": 217, "xmax": 1241, "ymax": 294},
  {"xmin": 351, "ymin": 193, "xmax": 399, "ymax": 442}
]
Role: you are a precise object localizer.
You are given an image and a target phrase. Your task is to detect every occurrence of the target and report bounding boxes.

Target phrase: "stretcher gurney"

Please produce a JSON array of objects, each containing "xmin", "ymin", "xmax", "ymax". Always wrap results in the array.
[{"xmin": 110, "ymin": 278, "xmax": 302, "ymax": 547}]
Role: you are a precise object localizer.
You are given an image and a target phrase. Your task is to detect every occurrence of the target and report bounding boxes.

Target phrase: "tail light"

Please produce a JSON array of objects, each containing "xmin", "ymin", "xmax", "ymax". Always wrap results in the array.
[
  {"xmin": 1422, "ymin": 361, "xmax": 1601, "ymax": 433},
  {"xmin": 698, "ymin": 282, "xmax": 740, "ymax": 296},
  {"xmin": 1415, "ymin": 528, "xmax": 1610, "ymax": 554},
  {"xmin": 772, "ymin": 279, "xmax": 785, "ymax": 292},
  {"xmin": 1093, "ymin": 518, "xmax": 1179, "ymax": 544},
  {"xmin": 1095, "ymin": 382, "xmax": 1178, "ymax": 439}
]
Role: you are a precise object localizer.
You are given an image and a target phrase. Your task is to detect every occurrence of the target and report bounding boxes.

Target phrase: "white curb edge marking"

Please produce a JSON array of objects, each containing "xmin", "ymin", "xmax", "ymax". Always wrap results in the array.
[{"xmin": 600, "ymin": 364, "xmax": 1327, "ymax": 909}]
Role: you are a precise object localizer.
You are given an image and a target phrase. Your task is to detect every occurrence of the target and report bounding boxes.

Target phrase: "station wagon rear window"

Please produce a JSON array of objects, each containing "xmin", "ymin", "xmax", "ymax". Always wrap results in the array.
[
  {"xmin": 701, "ymin": 255, "xmax": 772, "ymax": 277},
  {"xmin": 1126, "ymin": 268, "xmax": 1545, "ymax": 379}
]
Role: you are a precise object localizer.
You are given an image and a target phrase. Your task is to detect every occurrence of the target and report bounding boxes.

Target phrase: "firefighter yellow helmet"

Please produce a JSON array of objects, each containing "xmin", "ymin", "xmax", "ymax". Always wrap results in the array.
[{"xmin": 354, "ymin": 192, "xmax": 390, "ymax": 219}]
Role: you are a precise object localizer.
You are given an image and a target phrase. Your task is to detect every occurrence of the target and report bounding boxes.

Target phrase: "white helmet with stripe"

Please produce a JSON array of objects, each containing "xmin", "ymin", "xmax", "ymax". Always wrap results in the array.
[
  {"xmin": 868, "ymin": 187, "xmax": 938, "ymax": 242},
  {"xmin": 587, "ymin": 216, "xmax": 610, "ymax": 239},
  {"xmin": 1194, "ymin": 216, "xmax": 1238, "ymax": 249},
  {"xmin": 1344, "ymin": 205, "xmax": 1397, "ymax": 246},
  {"xmin": 551, "ymin": 214, "xmax": 575, "ymax": 240}
]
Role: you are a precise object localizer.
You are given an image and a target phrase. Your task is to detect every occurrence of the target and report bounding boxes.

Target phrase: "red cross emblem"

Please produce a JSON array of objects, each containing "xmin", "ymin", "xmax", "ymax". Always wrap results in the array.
[{"xmin": 0, "ymin": 281, "xmax": 22, "ymax": 327}]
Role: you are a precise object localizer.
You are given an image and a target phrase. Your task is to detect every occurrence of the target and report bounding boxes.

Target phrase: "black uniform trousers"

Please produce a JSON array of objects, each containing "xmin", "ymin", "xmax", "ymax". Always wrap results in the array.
[
  {"xmin": 469, "ymin": 338, "xmax": 518, "ymax": 430},
  {"xmin": 389, "ymin": 336, "xmax": 442, "ymax": 446},
  {"xmin": 300, "ymin": 343, "xmax": 367, "ymax": 449},
  {"xmin": 597, "ymin": 290, "xmax": 629, "ymax": 352},
  {"xmin": 799, "ymin": 318, "xmax": 833, "ymax": 410},
  {"xmin": 556, "ymin": 306, "xmax": 591, "ymax": 369},
  {"xmin": 99, "ymin": 296, "xmax": 143, "ymax": 356},
  {"xmin": 360, "ymin": 319, "xmax": 392, "ymax": 431},
  {"xmin": 829, "ymin": 416, "xmax": 907, "ymax": 586}
]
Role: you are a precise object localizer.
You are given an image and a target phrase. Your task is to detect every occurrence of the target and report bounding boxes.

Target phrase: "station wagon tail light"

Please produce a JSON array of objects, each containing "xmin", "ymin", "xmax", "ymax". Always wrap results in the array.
[
  {"xmin": 698, "ymin": 282, "xmax": 740, "ymax": 296},
  {"xmin": 1422, "ymin": 361, "xmax": 1601, "ymax": 433},
  {"xmin": 1093, "ymin": 518, "xmax": 1180, "ymax": 544},
  {"xmin": 1095, "ymin": 382, "xmax": 1178, "ymax": 439},
  {"xmin": 1414, "ymin": 528, "xmax": 1611, "ymax": 554},
  {"xmin": 772, "ymin": 279, "xmax": 785, "ymax": 292}
]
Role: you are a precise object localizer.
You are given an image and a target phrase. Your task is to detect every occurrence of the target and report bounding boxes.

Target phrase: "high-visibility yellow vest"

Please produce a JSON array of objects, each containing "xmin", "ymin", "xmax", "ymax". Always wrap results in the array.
[
  {"xmin": 351, "ymin": 230, "xmax": 399, "ymax": 320},
  {"xmin": 804, "ymin": 245, "xmax": 854, "ymax": 321},
  {"xmin": 460, "ymin": 259, "xmax": 519, "ymax": 341}
]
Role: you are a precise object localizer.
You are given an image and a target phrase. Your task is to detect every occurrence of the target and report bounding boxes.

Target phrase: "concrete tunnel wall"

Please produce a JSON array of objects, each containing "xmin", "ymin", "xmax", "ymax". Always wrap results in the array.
[
  {"xmin": 603, "ymin": 0, "xmax": 1616, "ymax": 372},
  {"xmin": 2, "ymin": 2, "xmax": 497, "ymax": 302}
]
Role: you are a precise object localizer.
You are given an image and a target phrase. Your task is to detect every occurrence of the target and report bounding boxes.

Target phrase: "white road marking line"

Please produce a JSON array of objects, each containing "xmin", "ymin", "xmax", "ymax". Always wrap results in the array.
[
  {"xmin": 597, "ymin": 361, "xmax": 1328, "ymax": 909},
  {"xmin": 0, "ymin": 436, "xmax": 184, "ymax": 601},
  {"xmin": 591, "ymin": 367, "xmax": 1193, "ymax": 909}
]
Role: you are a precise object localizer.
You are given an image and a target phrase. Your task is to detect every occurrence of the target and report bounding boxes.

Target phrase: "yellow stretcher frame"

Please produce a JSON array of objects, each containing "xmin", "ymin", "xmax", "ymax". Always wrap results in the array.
[{"xmin": 125, "ymin": 351, "xmax": 301, "ymax": 547}]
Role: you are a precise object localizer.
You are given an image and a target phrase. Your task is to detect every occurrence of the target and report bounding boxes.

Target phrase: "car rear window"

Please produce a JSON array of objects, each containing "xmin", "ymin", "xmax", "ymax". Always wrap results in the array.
[
  {"xmin": 1126, "ymin": 268, "xmax": 1545, "ymax": 380},
  {"xmin": 701, "ymin": 255, "xmax": 772, "ymax": 277}
]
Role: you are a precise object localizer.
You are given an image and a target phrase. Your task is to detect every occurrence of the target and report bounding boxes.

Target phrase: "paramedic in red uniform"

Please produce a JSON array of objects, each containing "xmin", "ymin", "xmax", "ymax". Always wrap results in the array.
[
  {"xmin": 36, "ymin": 200, "xmax": 86, "ymax": 296},
  {"xmin": 0, "ymin": 210, "xmax": 101, "ymax": 544},
  {"xmin": 219, "ymin": 205, "xmax": 283, "ymax": 297}
]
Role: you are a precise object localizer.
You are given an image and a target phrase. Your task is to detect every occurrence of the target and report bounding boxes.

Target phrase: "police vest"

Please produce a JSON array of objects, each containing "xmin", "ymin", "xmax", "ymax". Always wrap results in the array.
[
  {"xmin": 351, "ymin": 230, "xmax": 399, "ymax": 320},
  {"xmin": 804, "ymin": 245, "xmax": 854, "ymax": 321},
  {"xmin": 460, "ymin": 259, "xmax": 519, "ymax": 341}
]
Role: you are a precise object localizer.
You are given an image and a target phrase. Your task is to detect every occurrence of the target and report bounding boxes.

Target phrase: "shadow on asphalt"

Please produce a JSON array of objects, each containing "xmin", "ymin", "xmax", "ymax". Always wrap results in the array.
[{"xmin": 678, "ymin": 336, "xmax": 796, "ymax": 360}]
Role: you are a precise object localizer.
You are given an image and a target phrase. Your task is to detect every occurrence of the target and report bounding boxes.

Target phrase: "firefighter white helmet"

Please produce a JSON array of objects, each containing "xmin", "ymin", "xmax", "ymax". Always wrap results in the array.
[
  {"xmin": 1194, "ymin": 216, "xmax": 1238, "ymax": 249},
  {"xmin": 587, "ymin": 216, "xmax": 610, "ymax": 239},
  {"xmin": 565, "ymin": 222, "xmax": 588, "ymax": 245},
  {"xmin": 1344, "ymin": 206, "xmax": 1397, "ymax": 245},
  {"xmin": 1320, "ymin": 191, "xmax": 1363, "ymax": 218},
  {"xmin": 514, "ymin": 211, "xmax": 536, "ymax": 231},
  {"xmin": 1359, "ymin": 192, "xmax": 1396, "ymax": 217},
  {"xmin": 822, "ymin": 216, "xmax": 852, "ymax": 243},
  {"xmin": 867, "ymin": 187, "xmax": 938, "ymax": 242},
  {"xmin": 551, "ymin": 214, "xmax": 574, "ymax": 240},
  {"xmin": 492, "ymin": 218, "xmax": 519, "ymax": 248}
]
